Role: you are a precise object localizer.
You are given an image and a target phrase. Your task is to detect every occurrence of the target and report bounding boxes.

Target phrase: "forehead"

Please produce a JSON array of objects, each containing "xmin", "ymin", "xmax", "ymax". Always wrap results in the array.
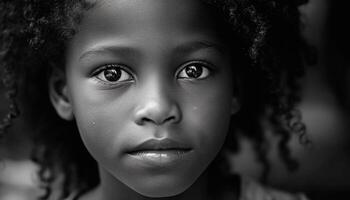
[
  {"xmin": 73, "ymin": 0, "xmax": 224, "ymax": 42},
  {"xmin": 65, "ymin": 0, "xmax": 230, "ymax": 65},
  {"xmin": 87, "ymin": 0, "xmax": 217, "ymax": 28}
]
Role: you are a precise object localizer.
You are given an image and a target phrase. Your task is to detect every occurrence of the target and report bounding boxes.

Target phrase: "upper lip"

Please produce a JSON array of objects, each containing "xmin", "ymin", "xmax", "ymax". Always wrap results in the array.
[{"xmin": 126, "ymin": 138, "xmax": 192, "ymax": 153}]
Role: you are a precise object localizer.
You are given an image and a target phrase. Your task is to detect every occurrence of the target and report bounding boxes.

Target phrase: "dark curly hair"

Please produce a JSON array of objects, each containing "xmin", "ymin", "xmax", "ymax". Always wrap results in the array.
[{"xmin": 0, "ymin": 0, "xmax": 311, "ymax": 199}]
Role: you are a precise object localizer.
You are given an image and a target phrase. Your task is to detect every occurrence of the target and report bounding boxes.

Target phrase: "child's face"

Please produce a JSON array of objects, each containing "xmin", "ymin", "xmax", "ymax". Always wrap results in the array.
[{"xmin": 53, "ymin": 0, "xmax": 238, "ymax": 197}]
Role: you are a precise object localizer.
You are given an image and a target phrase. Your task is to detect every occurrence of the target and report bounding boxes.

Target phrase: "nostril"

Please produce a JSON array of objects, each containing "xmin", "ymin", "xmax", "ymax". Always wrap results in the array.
[
  {"xmin": 136, "ymin": 117, "xmax": 153, "ymax": 125},
  {"xmin": 164, "ymin": 116, "xmax": 176, "ymax": 123},
  {"xmin": 133, "ymin": 102, "xmax": 181, "ymax": 126},
  {"xmin": 144, "ymin": 116, "xmax": 173, "ymax": 125},
  {"xmin": 143, "ymin": 118, "xmax": 153, "ymax": 123},
  {"xmin": 136, "ymin": 115, "xmax": 178, "ymax": 126}
]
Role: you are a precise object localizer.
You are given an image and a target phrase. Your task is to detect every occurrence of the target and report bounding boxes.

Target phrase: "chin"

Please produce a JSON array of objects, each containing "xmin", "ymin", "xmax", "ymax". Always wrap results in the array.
[{"xmin": 131, "ymin": 177, "xmax": 194, "ymax": 198}]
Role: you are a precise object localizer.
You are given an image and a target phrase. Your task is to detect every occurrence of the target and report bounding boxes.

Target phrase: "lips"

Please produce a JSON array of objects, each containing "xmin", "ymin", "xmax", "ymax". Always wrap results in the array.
[
  {"xmin": 126, "ymin": 138, "xmax": 193, "ymax": 167},
  {"xmin": 126, "ymin": 138, "xmax": 192, "ymax": 154}
]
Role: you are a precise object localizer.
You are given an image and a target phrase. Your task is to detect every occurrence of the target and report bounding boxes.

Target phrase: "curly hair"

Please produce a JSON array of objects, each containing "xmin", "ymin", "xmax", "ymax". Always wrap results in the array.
[{"xmin": 0, "ymin": 0, "xmax": 311, "ymax": 199}]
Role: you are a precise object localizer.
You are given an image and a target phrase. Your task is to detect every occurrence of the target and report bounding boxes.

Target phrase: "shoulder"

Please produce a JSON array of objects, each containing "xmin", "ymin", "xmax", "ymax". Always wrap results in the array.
[{"xmin": 239, "ymin": 176, "xmax": 309, "ymax": 200}]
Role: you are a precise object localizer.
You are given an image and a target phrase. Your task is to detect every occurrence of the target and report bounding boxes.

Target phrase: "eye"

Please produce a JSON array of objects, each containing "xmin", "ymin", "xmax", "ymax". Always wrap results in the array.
[
  {"xmin": 177, "ymin": 62, "xmax": 211, "ymax": 80},
  {"xmin": 93, "ymin": 64, "xmax": 132, "ymax": 83}
]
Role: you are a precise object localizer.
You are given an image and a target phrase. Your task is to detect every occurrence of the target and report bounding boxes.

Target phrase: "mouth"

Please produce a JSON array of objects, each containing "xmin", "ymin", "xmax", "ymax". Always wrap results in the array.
[
  {"xmin": 126, "ymin": 138, "xmax": 192, "ymax": 153},
  {"xmin": 126, "ymin": 138, "xmax": 193, "ymax": 167}
]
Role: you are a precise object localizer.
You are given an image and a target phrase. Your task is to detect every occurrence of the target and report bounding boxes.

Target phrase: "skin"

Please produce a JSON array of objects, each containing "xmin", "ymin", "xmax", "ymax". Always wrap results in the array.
[{"xmin": 50, "ymin": 0, "xmax": 239, "ymax": 199}]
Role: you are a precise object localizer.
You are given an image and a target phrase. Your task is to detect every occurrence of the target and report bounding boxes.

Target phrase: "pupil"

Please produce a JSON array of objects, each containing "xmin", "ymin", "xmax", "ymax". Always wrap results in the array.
[
  {"xmin": 104, "ymin": 68, "xmax": 121, "ymax": 82},
  {"xmin": 186, "ymin": 65, "xmax": 202, "ymax": 78}
]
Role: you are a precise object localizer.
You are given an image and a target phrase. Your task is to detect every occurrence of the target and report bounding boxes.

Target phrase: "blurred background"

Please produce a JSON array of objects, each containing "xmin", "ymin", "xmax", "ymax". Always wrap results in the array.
[
  {"xmin": 232, "ymin": 0, "xmax": 350, "ymax": 199},
  {"xmin": 1, "ymin": 0, "xmax": 349, "ymax": 199}
]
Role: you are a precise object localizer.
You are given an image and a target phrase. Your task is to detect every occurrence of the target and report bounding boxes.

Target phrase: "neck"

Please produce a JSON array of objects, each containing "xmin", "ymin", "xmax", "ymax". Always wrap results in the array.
[{"xmin": 83, "ymin": 167, "xmax": 212, "ymax": 200}]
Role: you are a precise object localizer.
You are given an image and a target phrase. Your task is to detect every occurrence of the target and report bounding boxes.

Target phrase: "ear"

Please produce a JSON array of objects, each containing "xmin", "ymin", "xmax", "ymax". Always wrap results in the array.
[
  {"xmin": 231, "ymin": 97, "xmax": 240, "ymax": 115},
  {"xmin": 49, "ymin": 68, "xmax": 74, "ymax": 121}
]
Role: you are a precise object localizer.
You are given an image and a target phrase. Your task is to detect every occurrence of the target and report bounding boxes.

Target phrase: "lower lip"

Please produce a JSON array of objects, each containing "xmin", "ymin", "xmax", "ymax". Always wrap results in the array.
[{"xmin": 127, "ymin": 150, "xmax": 191, "ymax": 167}]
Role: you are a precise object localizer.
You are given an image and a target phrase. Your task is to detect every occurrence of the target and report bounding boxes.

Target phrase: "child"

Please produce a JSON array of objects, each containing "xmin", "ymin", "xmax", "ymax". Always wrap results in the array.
[{"xmin": 0, "ymin": 0, "xmax": 310, "ymax": 199}]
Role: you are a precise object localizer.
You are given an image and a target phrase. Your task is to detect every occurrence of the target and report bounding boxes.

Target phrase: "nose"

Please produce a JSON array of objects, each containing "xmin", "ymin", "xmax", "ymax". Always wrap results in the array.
[
  {"xmin": 133, "ymin": 81, "xmax": 181, "ymax": 126},
  {"xmin": 134, "ymin": 101, "xmax": 181, "ymax": 126}
]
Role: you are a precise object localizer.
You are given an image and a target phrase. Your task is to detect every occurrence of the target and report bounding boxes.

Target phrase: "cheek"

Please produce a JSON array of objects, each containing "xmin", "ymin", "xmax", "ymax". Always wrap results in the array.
[
  {"xmin": 181, "ymin": 80, "xmax": 233, "ymax": 161},
  {"xmin": 73, "ymin": 105, "xmax": 121, "ymax": 162},
  {"xmin": 68, "ymin": 86, "xmax": 132, "ymax": 164}
]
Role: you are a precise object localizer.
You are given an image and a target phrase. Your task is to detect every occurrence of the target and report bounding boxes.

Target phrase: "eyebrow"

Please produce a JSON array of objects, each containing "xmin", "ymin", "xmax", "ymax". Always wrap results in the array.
[
  {"xmin": 174, "ymin": 41, "xmax": 226, "ymax": 56},
  {"xmin": 79, "ymin": 46, "xmax": 140, "ymax": 61},
  {"xmin": 79, "ymin": 40, "xmax": 226, "ymax": 61}
]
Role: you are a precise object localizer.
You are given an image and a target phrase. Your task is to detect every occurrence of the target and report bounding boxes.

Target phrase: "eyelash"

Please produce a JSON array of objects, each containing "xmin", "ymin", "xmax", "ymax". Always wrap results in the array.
[
  {"xmin": 177, "ymin": 60, "xmax": 213, "ymax": 80},
  {"xmin": 91, "ymin": 64, "xmax": 133, "ymax": 84},
  {"xmin": 91, "ymin": 61, "xmax": 213, "ymax": 85}
]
